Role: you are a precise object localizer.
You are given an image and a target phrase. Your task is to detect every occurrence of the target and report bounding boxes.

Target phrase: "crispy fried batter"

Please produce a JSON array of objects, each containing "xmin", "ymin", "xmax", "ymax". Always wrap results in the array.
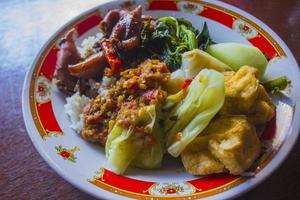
[
  {"xmin": 247, "ymin": 85, "xmax": 275, "ymax": 124},
  {"xmin": 181, "ymin": 135, "xmax": 226, "ymax": 175},
  {"xmin": 207, "ymin": 116, "xmax": 261, "ymax": 175},
  {"xmin": 221, "ymin": 66, "xmax": 259, "ymax": 112},
  {"xmin": 181, "ymin": 116, "xmax": 261, "ymax": 175},
  {"xmin": 220, "ymin": 66, "xmax": 275, "ymax": 124}
]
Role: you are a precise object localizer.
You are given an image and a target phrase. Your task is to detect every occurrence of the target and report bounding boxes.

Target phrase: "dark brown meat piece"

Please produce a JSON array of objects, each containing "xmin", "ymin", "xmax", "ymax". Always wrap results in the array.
[
  {"xmin": 67, "ymin": 7, "xmax": 144, "ymax": 79},
  {"xmin": 54, "ymin": 5, "xmax": 145, "ymax": 96},
  {"xmin": 99, "ymin": 9, "xmax": 128, "ymax": 36},
  {"xmin": 68, "ymin": 51, "xmax": 108, "ymax": 79},
  {"xmin": 54, "ymin": 29, "xmax": 81, "ymax": 95},
  {"xmin": 110, "ymin": 5, "xmax": 142, "ymax": 50}
]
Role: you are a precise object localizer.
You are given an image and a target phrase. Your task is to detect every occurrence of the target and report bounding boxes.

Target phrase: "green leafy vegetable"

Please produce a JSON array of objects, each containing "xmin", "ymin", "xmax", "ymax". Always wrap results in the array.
[
  {"xmin": 149, "ymin": 17, "xmax": 212, "ymax": 71},
  {"xmin": 207, "ymin": 43, "xmax": 268, "ymax": 77},
  {"xmin": 132, "ymin": 105, "xmax": 165, "ymax": 169},
  {"xmin": 164, "ymin": 69, "xmax": 225, "ymax": 157},
  {"xmin": 106, "ymin": 127, "xmax": 143, "ymax": 174},
  {"xmin": 105, "ymin": 105, "xmax": 165, "ymax": 174},
  {"xmin": 262, "ymin": 76, "xmax": 290, "ymax": 94},
  {"xmin": 181, "ymin": 49, "xmax": 232, "ymax": 79},
  {"xmin": 105, "ymin": 124, "xmax": 124, "ymax": 158},
  {"xmin": 196, "ymin": 22, "xmax": 215, "ymax": 50}
]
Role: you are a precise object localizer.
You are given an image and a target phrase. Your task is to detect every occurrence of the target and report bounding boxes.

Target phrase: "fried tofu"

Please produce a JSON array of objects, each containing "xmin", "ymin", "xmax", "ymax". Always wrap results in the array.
[
  {"xmin": 220, "ymin": 66, "xmax": 275, "ymax": 124},
  {"xmin": 181, "ymin": 116, "xmax": 261, "ymax": 175},
  {"xmin": 181, "ymin": 66, "xmax": 273, "ymax": 175},
  {"xmin": 181, "ymin": 136, "xmax": 226, "ymax": 175},
  {"xmin": 247, "ymin": 85, "xmax": 275, "ymax": 124},
  {"xmin": 223, "ymin": 66, "xmax": 259, "ymax": 111},
  {"xmin": 207, "ymin": 116, "xmax": 261, "ymax": 175}
]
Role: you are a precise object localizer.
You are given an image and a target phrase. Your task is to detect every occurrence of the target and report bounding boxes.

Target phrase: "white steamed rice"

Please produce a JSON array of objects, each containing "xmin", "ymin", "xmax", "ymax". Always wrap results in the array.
[
  {"xmin": 64, "ymin": 92, "xmax": 90, "ymax": 133},
  {"xmin": 98, "ymin": 76, "xmax": 117, "ymax": 96},
  {"xmin": 77, "ymin": 32, "xmax": 103, "ymax": 58}
]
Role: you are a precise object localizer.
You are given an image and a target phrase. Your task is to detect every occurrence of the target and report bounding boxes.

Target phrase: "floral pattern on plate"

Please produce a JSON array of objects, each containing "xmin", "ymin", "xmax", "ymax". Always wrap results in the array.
[
  {"xmin": 55, "ymin": 145, "xmax": 80, "ymax": 162},
  {"xmin": 177, "ymin": 1, "xmax": 204, "ymax": 14},
  {"xmin": 149, "ymin": 182, "xmax": 196, "ymax": 196},
  {"xmin": 35, "ymin": 75, "xmax": 51, "ymax": 104},
  {"xmin": 232, "ymin": 19, "xmax": 258, "ymax": 39}
]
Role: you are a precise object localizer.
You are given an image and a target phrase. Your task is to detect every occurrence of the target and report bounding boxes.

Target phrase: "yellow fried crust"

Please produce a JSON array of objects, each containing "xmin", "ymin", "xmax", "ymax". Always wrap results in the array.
[
  {"xmin": 181, "ymin": 116, "xmax": 261, "ymax": 175},
  {"xmin": 220, "ymin": 66, "xmax": 275, "ymax": 125}
]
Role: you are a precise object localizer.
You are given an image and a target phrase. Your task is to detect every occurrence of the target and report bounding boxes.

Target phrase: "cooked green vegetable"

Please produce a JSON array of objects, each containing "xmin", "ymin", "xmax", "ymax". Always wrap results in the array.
[
  {"xmin": 164, "ymin": 69, "xmax": 225, "ymax": 157},
  {"xmin": 196, "ymin": 22, "xmax": 215, "ymax": 50},
  {"xmin": 181, "ymin": 49, "xmax": 232, "ymax": 78},
  {"xmin": 106, "ymin": 105, "xmax": 165, "ymax": 174},
  {"xmin": 105, "ymin": 124, "xmax": 124, "ymax": 158},
  {"xmin": 207, "ymin": 43, "xmax": 268, "ymax": 77},
  {"xmin": 262, "ymin": 76, "xmax": 290, "ymax": 94},
  {"xmin": 166, "ymin": 69, "xmax": 186, "ymax": 94},
  {"xmin": 106, "ymin": 127, "xmax": 143, "ymax": 174},
  {"xmin": 150, "ymin": 17, "xmax": 212, "ymax": 71},
  {"xmin": 132, "ymin": 105, "xmax": 165, "ymax": 169}
]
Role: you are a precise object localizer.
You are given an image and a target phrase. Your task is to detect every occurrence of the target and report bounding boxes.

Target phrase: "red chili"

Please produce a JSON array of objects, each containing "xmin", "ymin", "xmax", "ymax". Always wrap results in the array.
[
  {"xmin": 102, "ymin": 40, "xmax": 122, "ymax": 73},
  {"xmin": 181, "ymin": 79, "xmax": 192, "ymax": 89},
  {"xmin": 60, "ymin": 151, "xmax": 70, "ymax": 158},
  {"xmin": 175, "ymin": 133, "xmax": 182, "ymax": 141}
]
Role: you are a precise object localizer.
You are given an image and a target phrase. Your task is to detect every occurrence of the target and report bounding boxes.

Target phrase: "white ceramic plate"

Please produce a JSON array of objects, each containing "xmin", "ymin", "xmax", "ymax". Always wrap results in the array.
[{"xmin": 22, "ymin": 0, "xmax": 300, "ymax": 199}]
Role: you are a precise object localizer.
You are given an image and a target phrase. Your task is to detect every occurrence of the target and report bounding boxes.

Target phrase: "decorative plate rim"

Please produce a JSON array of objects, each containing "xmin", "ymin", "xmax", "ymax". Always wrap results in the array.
[{"xmin": 22, "ymin": 0, "xmax": 300, "ymax": 199}]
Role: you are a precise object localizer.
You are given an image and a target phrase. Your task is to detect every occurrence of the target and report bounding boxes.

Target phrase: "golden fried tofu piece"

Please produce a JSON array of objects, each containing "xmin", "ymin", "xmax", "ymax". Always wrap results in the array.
[
  {"xmin": 181, "ymin": 116, "xmax": 261, "ymax": 175},
  {"xmin": 246, "ymin": 85, "xmax": 275, "ymax": 124},
  {"xmin": 181, "ymin": 136, "xmax": 226, "ymax": 175},
  {"xmin": 223, "ymin": 66, "xmax": 259, "ymax": 111},
  {"xmin": 207, "ymin": 116, "xmax": 261, "ymax": 175},
  {"xmin": 257, "ymin": 84, "xmax": 273, "ymax": 105},
  {"xmin": 222, "ymin": 71, "xmax": 235, "ymax": 82},
  {"xmin": 220, "ymin": 66, "xmax": 275, "ymax": 124}
]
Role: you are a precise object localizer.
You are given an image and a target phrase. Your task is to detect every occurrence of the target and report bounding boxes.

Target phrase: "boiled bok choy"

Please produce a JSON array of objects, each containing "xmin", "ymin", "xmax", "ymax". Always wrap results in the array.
[
  {"xmin": 166, "ymin": 48, "xmax": 230, "ymax": 93},
  {"xmin": 105, "ymin": 126, "xmax": 142, "ymax": 174},
  {"xmin": 207, "ymin": 43, "xmax": 268, "ymax": 77},
  {"xmin": 181, "ymin": 49, "xmax": 232, "ymax": 78},
  {"xmin": 105, "ymin": 105, "xmax": 164, "ymax": 174},
  {"xmin": 132, "ymin": 105, "xmax": 165, "ymax": 169},
  {"xmin": 163, "ymin": 69, "xmax": 225, "ymax": 157},
  {"xmin": 206, "ymin": 43, "xmax": 290, "ymax": 92}
]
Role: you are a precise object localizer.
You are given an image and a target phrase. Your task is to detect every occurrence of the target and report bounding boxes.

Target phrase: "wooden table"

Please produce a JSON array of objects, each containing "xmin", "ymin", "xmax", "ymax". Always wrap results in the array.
[{"xmin": 0, "ymin": 0, "xmax": 299, "ymax": 199}]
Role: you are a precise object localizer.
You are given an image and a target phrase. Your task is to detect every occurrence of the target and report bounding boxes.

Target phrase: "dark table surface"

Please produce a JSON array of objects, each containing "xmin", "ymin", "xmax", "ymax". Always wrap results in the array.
[{"xmin": 0, "ymin": 0, "xmax": 299, "ymax": 199}]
